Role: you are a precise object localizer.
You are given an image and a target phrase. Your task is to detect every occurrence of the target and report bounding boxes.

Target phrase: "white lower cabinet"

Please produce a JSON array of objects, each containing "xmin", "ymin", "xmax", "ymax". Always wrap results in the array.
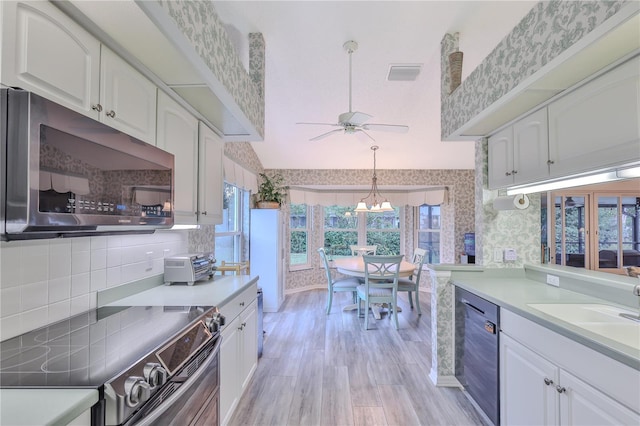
[
  {"xmin": 500, "ymin": 310, "xmax": 640, "ymax": 425},
  {"xmin": 219, "ymin": 285, "xmax": 258, "ymax": 425}
]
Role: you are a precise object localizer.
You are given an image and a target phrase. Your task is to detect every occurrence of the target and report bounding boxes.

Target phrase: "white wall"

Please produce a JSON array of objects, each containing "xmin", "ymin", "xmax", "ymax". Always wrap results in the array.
[{"xmin": 0, "ymin": 230, "xmax": 188, "ymax": 340}]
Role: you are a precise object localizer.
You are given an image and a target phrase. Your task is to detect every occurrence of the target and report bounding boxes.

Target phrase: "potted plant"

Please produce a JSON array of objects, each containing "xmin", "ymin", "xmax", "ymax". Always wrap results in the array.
[{"xmin": 255, "ymin": 172, "xmax": 288, "ymax": 208}]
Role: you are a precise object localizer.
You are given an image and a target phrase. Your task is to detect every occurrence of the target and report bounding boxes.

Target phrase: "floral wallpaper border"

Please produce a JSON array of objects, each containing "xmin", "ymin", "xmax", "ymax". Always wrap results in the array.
[
  {"xmin": 158, "ymin": 0, "xmax": 265, "ymax": 137},
  {"xmin": 441, "ymin": 0, "xmax": 628, "ymax": 139}
]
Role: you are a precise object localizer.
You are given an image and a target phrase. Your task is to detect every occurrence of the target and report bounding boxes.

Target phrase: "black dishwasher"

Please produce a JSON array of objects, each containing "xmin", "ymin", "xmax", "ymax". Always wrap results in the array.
[{"xmin": 455, "ymin": 286, "xmax": 500, "ymax": 425}]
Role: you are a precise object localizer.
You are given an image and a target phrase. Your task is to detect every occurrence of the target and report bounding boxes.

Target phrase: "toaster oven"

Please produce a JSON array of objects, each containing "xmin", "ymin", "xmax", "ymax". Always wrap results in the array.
[{"xmin": 164, "ymin": 252, "xmax": 216, "ymax": 285}]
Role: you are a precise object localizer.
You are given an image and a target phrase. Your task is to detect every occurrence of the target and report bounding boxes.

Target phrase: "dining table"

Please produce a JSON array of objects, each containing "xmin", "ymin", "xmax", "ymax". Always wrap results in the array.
[{"xmin": 331, "ymin": 256, "xmax": 416, "ymax": 319}]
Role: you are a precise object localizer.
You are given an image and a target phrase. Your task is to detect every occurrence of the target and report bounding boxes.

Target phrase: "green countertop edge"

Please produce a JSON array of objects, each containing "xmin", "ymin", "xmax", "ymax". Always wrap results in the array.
[{"xmin": 0, "ymin": 389, "xmax": 98, "ymax": 426}]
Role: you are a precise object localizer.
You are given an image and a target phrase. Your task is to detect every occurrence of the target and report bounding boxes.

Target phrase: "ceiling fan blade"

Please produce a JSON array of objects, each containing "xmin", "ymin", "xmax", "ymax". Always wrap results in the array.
[
  {"xmin": 355, "ymin": 129, "xmax": 376, "ymax": 142},
  {"xmin": 309, "ymin": 128, "xmax": 343, "ymax": 141},
  {"xmin": 362, "ymin": 123, "xmax": 409, "ymax": 133},
  {"xmin": 339, "ymin": 111, "xmax": 372, "ymax": 126},
  {"xmin": 296, "ymin": 122, "xmax": 341, "ymax": 127}
]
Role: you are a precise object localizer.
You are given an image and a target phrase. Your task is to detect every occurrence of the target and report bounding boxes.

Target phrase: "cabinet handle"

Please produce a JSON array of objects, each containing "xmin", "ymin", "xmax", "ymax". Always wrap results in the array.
[
  {"xmin": 239, "ymin": 301, "xmax": 245, "ymax": 307},
  {"xmin": 512, "ymin": 170, "xmax": 518, "ymax": 175},
  {"xmin": 547, "ymin": 160, "xmax": 555, "ymax": 165},
  {"xmin": 91, "ymin": 104, "xmax": 103, "ymax": 112},
  {"xmin": 238, "ymin": 324, "xmax": 244, "ymax": 331},
  {"xmin": 106, "ymin": 110, "xmax": 116, "ymax": 118},
  {"xmin": 556, "ymin": 385, "xmax": 567, "ymax": 393},
  {"xmin": 505, "ymin": 171, "xmax": 512, "ymax": 176},
  {"xmin": 201, "ymin": 211, "xmax": 207, "ymax": 215},
  {"xmin": 242, "ymin": 322, "xmax": 247, "ymax": 328},
  {"xmin": 544, "ymin": 378, "xmax": 554, "ymax": 386}
]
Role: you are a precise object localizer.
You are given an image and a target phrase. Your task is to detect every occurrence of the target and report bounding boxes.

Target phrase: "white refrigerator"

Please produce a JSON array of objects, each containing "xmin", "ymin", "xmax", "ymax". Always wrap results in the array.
[{"xmin": 250, "ymin": 209, "xmax": 285, "ymax": 312}]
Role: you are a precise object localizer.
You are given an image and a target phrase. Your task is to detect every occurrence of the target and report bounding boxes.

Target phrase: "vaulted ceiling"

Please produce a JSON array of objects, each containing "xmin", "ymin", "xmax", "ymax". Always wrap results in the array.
[{"xmin": 213, "ymin": 1, "xmax": 537, "ymax": 170}]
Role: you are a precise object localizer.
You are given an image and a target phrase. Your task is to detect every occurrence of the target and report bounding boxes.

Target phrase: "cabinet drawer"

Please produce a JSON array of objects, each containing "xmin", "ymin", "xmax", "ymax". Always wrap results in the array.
[{"xmin": 220, "ymin": 283, "xmax": 257, "ymax": 326}]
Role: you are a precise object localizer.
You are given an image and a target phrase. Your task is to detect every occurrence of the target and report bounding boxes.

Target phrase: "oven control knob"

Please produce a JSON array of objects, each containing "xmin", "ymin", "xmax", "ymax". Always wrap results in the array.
[
  {"xmin": 205, "ymin": 310, "xmax": 226, "ymax": 333},
  {"xmin": 143, "ymin": 362, "xmax": 167, "ymax": 389},
  {"xmin": 124, "ymin": 376, "xmax": 151, "ymax": 408}
]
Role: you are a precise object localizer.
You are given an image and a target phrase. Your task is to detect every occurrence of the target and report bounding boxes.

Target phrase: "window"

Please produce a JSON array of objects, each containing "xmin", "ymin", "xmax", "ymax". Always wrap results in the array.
[
  {"xmin": 322, "ymin": 205, "xmax": 402, "ymax": 258},
  {"xmin": 416, "ymin": 204, "xmax": 441, "ymax": 263},
  {"xmin": 550, "ymin": 191, "xmax": 640, "ymax": 274},
  {"xmin": 366, "ymin": 207, "xmax": 401, "ymax": 255},
  {"xmin": 290, "ymin": 204, "xmax": 310, "ymax": 267},
  {"xmin": 215, "ymin": 183, "xmax": 250, "ymax": 263},
  {"xmin": 323, "ymin": 206, "xmax": 358, "ymax": 258}
]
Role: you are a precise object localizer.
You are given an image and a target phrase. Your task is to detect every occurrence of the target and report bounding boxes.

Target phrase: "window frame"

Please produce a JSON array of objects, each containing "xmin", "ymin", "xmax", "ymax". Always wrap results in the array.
[
  {"xmin": 414, "ymin": 204, "xmax": 441, "ymax": 264},
  {"xmin": 214, "ymin": 182, "xmax": 250, "ymax": 263},
  {"xmin": 289, "ymin": 203, "xmax": 311, "ymax": 270}
]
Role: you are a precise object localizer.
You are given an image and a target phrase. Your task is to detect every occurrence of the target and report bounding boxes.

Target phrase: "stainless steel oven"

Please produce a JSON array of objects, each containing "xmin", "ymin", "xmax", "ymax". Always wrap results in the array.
[{"xmin": 0, "ymin": 305, "xmax": 225, "ymax": 426}]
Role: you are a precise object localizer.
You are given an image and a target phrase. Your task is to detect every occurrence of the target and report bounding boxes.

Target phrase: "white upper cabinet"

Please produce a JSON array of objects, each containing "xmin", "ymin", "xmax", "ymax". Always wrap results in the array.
[
  {"xmin": 2, "ymin": 1, "xmax": 157, "ymax": 144},
  {"xmin": 488, "ymin": 108, "xmax": 549, "ymax": 189},
  {"xmin": 99, "ymin": 47, "xmax": 157, "ymax": 143},
  {"xmin": 198, "ymin": 122, "xmax": 224, "ymax": 225},
  {"xmin": 1, "ymin": 1, "xmax": 100, "ymax": 116},
  {"xmin": 156, "ymin": 91, "xmax": 199, "ymax": 224},
  {"xmin": 548, "ymin": 55, "xmax": 640, "ymax": 177}
]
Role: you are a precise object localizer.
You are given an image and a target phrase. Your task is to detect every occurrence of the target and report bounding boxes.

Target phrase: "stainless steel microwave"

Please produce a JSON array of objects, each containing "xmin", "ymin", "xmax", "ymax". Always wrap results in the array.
[{"xmin": 1, "ymin": 88, "xmax": 174, "ymax": 240}]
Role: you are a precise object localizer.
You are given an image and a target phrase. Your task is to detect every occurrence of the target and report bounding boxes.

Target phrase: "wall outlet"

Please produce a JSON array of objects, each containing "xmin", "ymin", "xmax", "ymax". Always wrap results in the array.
[
  {"xmin": 494, "ymin": 249, "xmax": 503, "ymax": 263},
  {"xmin": 146, "ymin": 251, "xmax": 153, "ymax": 271},
  {"xmin": 504, "ymin": 248, "xmax": 517, "ymax": 261},
  {"xmin": 546, "ymin": 274, "xmax": 560, "ymax": 287}
]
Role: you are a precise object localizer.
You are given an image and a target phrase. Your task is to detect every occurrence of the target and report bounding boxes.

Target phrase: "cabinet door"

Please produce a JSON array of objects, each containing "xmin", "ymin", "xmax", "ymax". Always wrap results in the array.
[
  {"xmin": 513, "ymin": 108, "xmax": 549, "ymax": 185},
  {"xmin": 548, "ymin": 56, "xmax": 640, "ymax": 177},
  {"xmin": 198, "ymin": 123, "xmax": 224, "ymax": 225},
  {"xmin": 1, "ymin": 1, "xmax": 100, "ymax": 117},
  {"xmin": 100, "ymin": 47, "xmax": 157, "ymax": 144},
  {"xmin": 239, "ymin": 300, "xmax": 258, "ymax": 391},
  {"xmin": 559, "ymin": 370, "xmax": 640, "ymax": 425},
  {"xmin": 220, "ymin": 317, "xmax": 240, "ymax": 426},
  {"xmin": 487, "ymin": 126, "xmax": 514, "ymax": 189},
  {"xmin": 157, "ymin": 92, "xmax": 198, "ymax": 224},
  {"xmin": 500, "ymin": 333, "xmax": 558, "ymax": 425}
]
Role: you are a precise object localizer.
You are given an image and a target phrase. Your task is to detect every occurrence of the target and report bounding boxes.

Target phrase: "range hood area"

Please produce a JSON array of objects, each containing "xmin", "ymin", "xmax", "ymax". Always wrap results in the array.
[{"xmin": 55, "ymin": 0, "xmax": 264, "ymax": 142}]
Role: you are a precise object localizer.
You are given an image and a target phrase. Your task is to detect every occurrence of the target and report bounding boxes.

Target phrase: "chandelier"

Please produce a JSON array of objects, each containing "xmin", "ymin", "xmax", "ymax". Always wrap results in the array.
[{"xmin": 354, "ymin": 145, "xmax": 393, "ymax": 213}]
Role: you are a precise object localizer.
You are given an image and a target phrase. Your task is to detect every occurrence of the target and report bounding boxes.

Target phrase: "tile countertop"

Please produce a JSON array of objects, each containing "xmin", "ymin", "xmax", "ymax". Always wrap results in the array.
[
  {"xmin": 106, "ymin": 274, "xmax": 259, "ymax": 307},
  {"xmin": 446, "ymin": 263, "xmax": 640, "ymax": 370},
  {"xmin": 0, "ymin": 389, "xmax": 98, "ymax": 425}
]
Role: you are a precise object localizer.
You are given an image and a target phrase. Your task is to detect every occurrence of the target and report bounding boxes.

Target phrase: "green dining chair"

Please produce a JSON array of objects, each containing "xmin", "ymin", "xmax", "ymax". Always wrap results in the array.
[
  {"xmin": 357, "ymin": 254, "xmax": 404, "ymax": 330},
  {"xmin": 318, "ymin": 247, "xmax": 360, "ymax": 314}
]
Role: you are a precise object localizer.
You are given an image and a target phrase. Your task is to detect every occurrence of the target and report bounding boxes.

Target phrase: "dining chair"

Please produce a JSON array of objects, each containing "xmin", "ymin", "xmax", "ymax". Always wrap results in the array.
[
  {"xmin": 318, "ymin": 247, "xmax": 360, "ymax": 314},
  {"xmin": 356, "ymin": 254, "xmax": 404, "ymax": 330},
  {"xmin": 349, "ymin": 245, "xmax": 377, "ymax": 256},
  {"xmin": 397, "ymin": 248, "xmax": 427, "ymax": 315}
]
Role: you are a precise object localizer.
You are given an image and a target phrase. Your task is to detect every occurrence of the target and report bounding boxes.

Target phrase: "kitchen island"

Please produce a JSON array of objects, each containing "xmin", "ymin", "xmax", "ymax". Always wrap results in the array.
[{"xmin": 445, "ymin": 263, "xmax": 640, "ymax": 424}]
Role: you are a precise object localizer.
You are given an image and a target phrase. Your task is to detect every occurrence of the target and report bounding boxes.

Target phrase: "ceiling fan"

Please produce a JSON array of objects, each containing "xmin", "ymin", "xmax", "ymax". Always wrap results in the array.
[{"xmin": 297, "ymin": 40, "xmax": 409, "ymax": 142}]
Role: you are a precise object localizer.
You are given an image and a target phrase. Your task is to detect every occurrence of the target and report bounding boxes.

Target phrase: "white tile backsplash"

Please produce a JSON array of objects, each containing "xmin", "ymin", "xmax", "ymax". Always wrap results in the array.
[
  {"xmin": 0, "ymin": 230, "xmax": 189, "ymax": 341},
  {"xmin": 49, "ymin": 276, "xmax": 71, "ymax": 303}
]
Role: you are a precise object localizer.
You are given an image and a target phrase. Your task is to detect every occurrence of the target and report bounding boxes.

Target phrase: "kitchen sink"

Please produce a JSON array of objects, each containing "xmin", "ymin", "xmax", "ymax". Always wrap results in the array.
[{"xmin": 527, "ymin": 303, "xmax": 640, "ymax": 349}]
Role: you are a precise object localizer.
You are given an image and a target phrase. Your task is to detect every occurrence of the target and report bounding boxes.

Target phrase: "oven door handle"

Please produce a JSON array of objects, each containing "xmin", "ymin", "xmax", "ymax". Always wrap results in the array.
[{"xmin": 133, "ymin": 335, "xmax": 221, "ymax": 426}]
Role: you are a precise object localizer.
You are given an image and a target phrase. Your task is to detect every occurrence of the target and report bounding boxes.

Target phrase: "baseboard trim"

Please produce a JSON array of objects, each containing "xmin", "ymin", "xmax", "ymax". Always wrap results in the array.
[{"xmin": 429, "ymin": 369, "xmax": 461, "ymax": 388}]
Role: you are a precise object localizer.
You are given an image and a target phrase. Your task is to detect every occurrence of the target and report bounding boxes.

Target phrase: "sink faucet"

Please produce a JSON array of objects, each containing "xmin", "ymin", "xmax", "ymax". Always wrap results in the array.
[{"xmin": 619, "ymin": 284, "xmax": 640, "ymax": 323}]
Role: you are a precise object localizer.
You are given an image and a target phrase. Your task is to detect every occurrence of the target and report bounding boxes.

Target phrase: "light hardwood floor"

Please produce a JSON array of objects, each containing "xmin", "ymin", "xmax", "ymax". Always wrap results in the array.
[{"xmin": 228, "ymin": 289, "xmax": 489, "ymax": 426}]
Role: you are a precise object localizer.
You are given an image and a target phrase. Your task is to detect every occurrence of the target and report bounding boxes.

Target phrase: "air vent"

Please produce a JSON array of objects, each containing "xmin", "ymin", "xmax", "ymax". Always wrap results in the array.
[{"xmin": 387, "ymin": 64, "xmax": 422, "ymax": 81}]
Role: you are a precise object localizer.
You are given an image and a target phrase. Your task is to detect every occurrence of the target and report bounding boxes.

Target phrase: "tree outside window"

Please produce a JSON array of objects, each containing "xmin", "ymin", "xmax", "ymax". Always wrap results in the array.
[{"xmin": 323, "ymin": 206, "xmax": 358, "ymax": 258}]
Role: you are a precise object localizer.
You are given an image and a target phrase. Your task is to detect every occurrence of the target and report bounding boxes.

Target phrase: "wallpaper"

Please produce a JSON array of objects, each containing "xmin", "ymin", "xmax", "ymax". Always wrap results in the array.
[
  {"xmin": 158, "ymin": 0, "xmax": 265, "ymax": 137},
  {"xmin": 441, "ymin": 0, "xmax": 628, "ymax": 138}
]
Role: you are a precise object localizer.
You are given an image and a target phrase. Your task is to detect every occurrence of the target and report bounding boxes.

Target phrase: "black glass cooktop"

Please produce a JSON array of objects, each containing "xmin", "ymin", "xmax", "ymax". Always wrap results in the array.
[{"xmin": 0, "ymin": 305, "xmax": 212, "ymax": 388}]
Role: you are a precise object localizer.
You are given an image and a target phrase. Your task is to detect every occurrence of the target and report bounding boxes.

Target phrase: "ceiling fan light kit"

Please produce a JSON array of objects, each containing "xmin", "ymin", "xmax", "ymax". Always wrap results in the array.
[
  {"xmin": 297, "ymin": 40, "xmax": 409, "ymax": 141},
  {"xmin": 354, "ymin": 145, "xmax": 394, "ymax": 213}
]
